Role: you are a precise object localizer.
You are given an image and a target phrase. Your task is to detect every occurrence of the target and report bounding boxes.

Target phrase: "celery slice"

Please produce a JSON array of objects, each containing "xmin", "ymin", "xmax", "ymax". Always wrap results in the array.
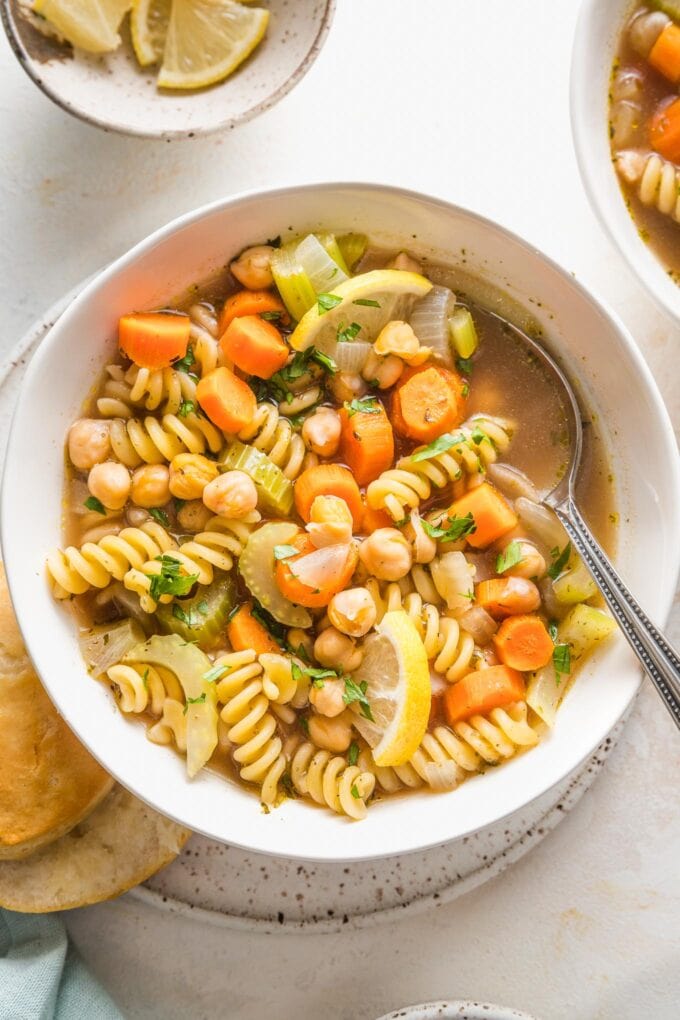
[
  {"xmin": 124, "ymin": 634, "xmax": 218, "ymax": 777},
  {"xmin": 526, "ymin": 605, "xmax": 616, "ymax": 727},
  {"xmin": 219, "ymin": 440, "xmax": 293, "ymax": 516},
  {"xmin": 448, "ymin": 307, "xmax": 479, "ymax": 359},
  {"xmin": 295, "ymin": 234, "xmax": 348, "ymax": 293},
  {"xmin": 316, "ymin": 232, "xmax": 351, "ymax": 277},
  {"xmin": 271, "ymin": 246, "xmax": 317, "ymax": 321},
  {"xmin": 336, "ymin": 233, "xmax": 368, "ymax": 271},
  {"xmin": 239, "ymin": 522, "xmax": 312, "ymax": 628},
  {"xmin": 156, "ymin": 575, "xmax": 236, "ymax": 648},
  {"xmin": 552, "ymin": 558, "xmax": 598, "ymax": 605}
]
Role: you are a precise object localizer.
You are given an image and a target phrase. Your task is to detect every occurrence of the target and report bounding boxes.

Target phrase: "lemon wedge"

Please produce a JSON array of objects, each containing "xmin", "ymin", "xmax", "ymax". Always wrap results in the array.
[
  {"xmin": 32, "ymin": 0, "xmax": 131, "ymax": 52},
  {"xmin": 130, "ymin": 0, "xmax": 170, "ymax": 66},
  {"xmin": 351, "ymin": 610, "xmax": 431, "ymax": 767},
  {"xmin": 289, "ymin": 269, "xmax": 433, "ymax": 357},
  {"xmin": 158, "ymin": 0, "xmax": 269, "ymax": 91}
]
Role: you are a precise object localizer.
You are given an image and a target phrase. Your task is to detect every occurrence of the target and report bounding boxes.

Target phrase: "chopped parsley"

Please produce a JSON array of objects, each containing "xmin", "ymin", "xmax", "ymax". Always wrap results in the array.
[
  {"xmin": 148, "ymin": 555, "xmax": 198, "ymax": 603},
  {"xmin": 183, "ymin": 692, "xmax": 206, "ymax": 714},
  {"xmin": 178, "ymin": 399, "xmax": 197, "ymax": 418},
  {"xmin": 470, "ymin": 425, "xmax": 486, "ymax": 445},
  {"xmin": 317, "ymin": 293, "xmax": 343, "ymax": 314},
  {"xmin": 172, "ymin": 600, "xmax": 207, "ymax": 628},
  {"xmin": 258, "ymin": 346, "xmax": 336, "ymax": 404},
  {"xmin": 353, "ymin": 298, "xmax": 380, "ymax": 307},
  {"xmin": 148, "ymin": 507, "xmax": 170, "ymax": 528},
  {"xmin": 273, "ymin": 544, "xmax": 299, "ymax": 561},
  {"xmin": 547, "ymin": 542, "xmax": 571, "ymax": 580},
  {"xmin": 348, "ymin": 741, "xmax": 360, "ymax": 766},
  {"xmin": 548, "ymin": 620, "xmax": 558, "ymax": 643},
  {"xmin": 172, "ymin": 346, "xmax": 196, "ymax": 374},
  {"xmin": 350, "ymin": 785, "xmax": 361, "ymax": 800},
  {"xmin": 409, "ymin": 432, "xmax": 466, "ymax": 462},
  {"xmin": 266, "ymin": 235, "xmax": 282, "ymax": 248},
  {"xmin": 251, "ymin": 601, "xmax": 288, "ymax": 646},
  {"xmin": 280, "ymin": 772, "xmax": 297, "ymax": 799},
  {"xmin": 299, "ymin": 716, "xmax": 310, "ymax": 736},
  {"xmin": 337, "ymin": 321, "xmax": 362, "ymax": 343},
  {"xmin": 496, "ymin": 540, "xmax": 524, "ymax": 574},
  {"xmin": 344, "ymin": 396, "xmax": 380, "ymax": 417},
  {"xmin": 311, "ymin": 349, "xmax": 338, "ymax": 375},
  {"xmin": 203, "ymin": 664, "xmax": 229, "ymax": 683},
  {"xmin": 291, "ymin": 662, "xmax": 338, "ymax": 688},
  {"xmin": 421, "ymin": 512, "xmax": 476, "ymax": 544},
  {"xmin": 552, "ymin": 642, "xmax": 571, "ymax": 684},
  {"xmin": 141, "ymin": 668, "xmax": 149, "ymax": 691},
  {"xmin": 343, "ymin": 677, "xmax": 373, "ymax": 721},
  {"xmin": 84, "ymin": 496, "xmax": 106, "ymax": 515},
  {"xmin": 260, "ymin": 310, "xmax": 282, "ymax": 322},
  {"xmin": 456, "ymin": 357, "xmax": 473, "ymax": 375},
  {"xmin": 173, "ymin": 497, "xmax": 186, "ymax": 514}
]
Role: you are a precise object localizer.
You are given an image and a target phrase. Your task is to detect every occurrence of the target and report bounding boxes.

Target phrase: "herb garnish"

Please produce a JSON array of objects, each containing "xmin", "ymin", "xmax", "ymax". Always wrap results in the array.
[
  {"xmin": 317, "ymin": 293, "xmax": 343, "ymax": 314},
  {"xmin": 350, "ymin": 785, "xmax": 361, "ymax": 799},
  {"xmin": 266, "ymin": 235, "xmax": 282, "ymax": 248},
  {"xmin": 183, "ymin": 692, "xmax": 206, "ymax": 714},
  {"xmin": 172, "ymin": 602, "xmax": 206, "ymax": 628},
  {"xmin": 273, "ymin": 544, "xmax": 299, "ymax": 561},
  {"xmin": 421, "ymin": 513, "xmax": 476, "ymax": 544},
  {"xmin": 353, "ymin": 298, "xmax": 380, "ymax": 308},
  {"xmin": 456, "ymin": 356, "xmax": 473, "ymax": 376},
  {"xmin": 337, "ymin": 321, "xmax": 362, "ymax": 343},
  {"xmin": 348, "ymin": 741, "xmax": 360, "ymax": 766},
  {"xmin": 251, "ymin": 601, "xmax": 288, "ymax": 646},
  {"xmin": 409, "ymin": 432, "xmax": 465, "ymax": 462},
  {"xmin": 343, "ymin": 677, "xmax": 374, "ymax": 721},
  {"xmin": 291, "ymin": 662, "xmax": 338, "ymax": 688},
  {"xmin": 148, "ymin": 555, "xmax": 198, "ymax": 603},
  {"xmin": 547, "ymin": 542, "xmax": 571, "ymax": 580},
  {"xmin": 203, "ymin": 664, "xmax": 229, "ymax": 683},
  {"xmin": 173, "ymin": 346, "xmax": 196, "ymax": 374},
  {"xmin": 84, "ymin": 496, "xmax": 106, "ymax": 515},
  {"xmin": 496, "ymin": 540, "xmax": 524, "ymax": 574},
  {"xmin": 552, "ymin": 643, "xmax": 571, "ymax": 684},
  {"xmin": 470, "ymin": 425, "xmax": 486, "ymax": 445},
  {"xmin": 173, "ymin": 497, "xmax": 186, "ymax": 514},
  {"xmin": 178, "ymin": 399, "xmax": 197, "ymax": 418},
  {"xmin": 344, "ymin": 396, "xmax": 380, "ymax": 417},
  {"xmin": 260, "ymin": 310, "xmax": 282, "ymax": 322},
  {"xmin": 149, "ymin": 507, "xmax": 170, "ymax": 528}
]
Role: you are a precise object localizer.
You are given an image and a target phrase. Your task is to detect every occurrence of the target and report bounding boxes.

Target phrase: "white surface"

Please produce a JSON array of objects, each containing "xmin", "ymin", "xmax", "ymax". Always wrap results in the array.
[
  {"xmin": 6, "ymin": 184, "xmax": 675, "ymax": 862},
  {"xmin": 0, "ymin": 0, "xmax": 678, "ymax": 1017}
]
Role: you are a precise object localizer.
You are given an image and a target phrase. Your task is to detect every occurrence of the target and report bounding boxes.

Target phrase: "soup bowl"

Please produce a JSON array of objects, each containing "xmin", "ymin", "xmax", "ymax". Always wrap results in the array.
[
  {"xmin": 571, "ymin": 0, "xmax": 680, "ymax": 323},
  {"xmin": 2, "ymin": 183, "xmax": 678, "ymax": 862}
]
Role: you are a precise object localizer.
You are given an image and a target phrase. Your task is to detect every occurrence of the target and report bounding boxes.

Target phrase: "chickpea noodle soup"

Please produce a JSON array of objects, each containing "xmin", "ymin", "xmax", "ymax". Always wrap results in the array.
[{"xmin": 47, "ymin": 232, "xmax": 617, "ymax": 821}]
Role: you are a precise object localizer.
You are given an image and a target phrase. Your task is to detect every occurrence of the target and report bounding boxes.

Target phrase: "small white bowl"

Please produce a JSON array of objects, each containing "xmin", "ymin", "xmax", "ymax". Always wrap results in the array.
[
  {"xmin": 3, "ymin": 183, "xmax": 679, "ymax": 862},
  {"xmin": 1, "ymin": 0, "xmax": 335, "ymax": 139},
  {"xmin": 374, "ymin": 1002, "xmax": 537, "ymax": 1020},
  {"xmin": 571, "ymin": 0, "xmax": 680, "ymax": 322}
]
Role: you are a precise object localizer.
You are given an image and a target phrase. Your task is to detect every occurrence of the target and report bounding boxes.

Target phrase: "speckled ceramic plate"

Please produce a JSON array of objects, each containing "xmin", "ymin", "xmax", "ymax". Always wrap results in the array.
[
  {"xmin": 374, "ymin": 1002, "xmax": 537, "ymax": 1020},
  {"xmin": 0, "ymin": 281, "xmax": 627, "ymax": 934},
  {"xmin": 1, "ymin": 0, "xmax": 335, "ymax": 139}
]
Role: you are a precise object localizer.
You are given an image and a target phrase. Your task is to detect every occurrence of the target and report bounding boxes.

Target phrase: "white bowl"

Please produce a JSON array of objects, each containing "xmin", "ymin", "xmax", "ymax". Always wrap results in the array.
[
  {"xmin": 374, "ymin": 1003, "xmax": 537, "ymax": 1020},
  {"xmin": 3, "ymin": 183, "xmax": 678, "ymax": 862},
  {"xmin": 571, "ymin": 0, "xmax": 680, "ymax": 322},
  {"xmin": 1, "ymin": 0, "xmax": 335, "ymax": 139}
]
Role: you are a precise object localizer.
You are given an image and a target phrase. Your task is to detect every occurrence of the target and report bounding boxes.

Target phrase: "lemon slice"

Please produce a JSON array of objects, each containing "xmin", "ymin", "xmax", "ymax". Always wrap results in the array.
[
  {"xmin": 32, "ymin": 0, "xmax": 130, "ymax": 52},
  {"xmin": 289, "ymin": 269, "xmax": 433, "ymax": 357},
  {"xmin": 352, "ymin": 610, "xmax": 431, "ymax": 767},
  {"xmin": 158, "ymin": 0, "xmax": 269, "ymax": 91},
  {"xmin": 130, "ymin": 0, "xmax": 170, "ymax": 66}
]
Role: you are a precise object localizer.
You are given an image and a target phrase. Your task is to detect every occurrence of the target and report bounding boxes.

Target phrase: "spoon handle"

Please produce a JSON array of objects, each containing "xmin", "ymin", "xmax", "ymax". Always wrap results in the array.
[{"xmin": 552, "ymin": 498, "xmax": 680, "ymax": 730}]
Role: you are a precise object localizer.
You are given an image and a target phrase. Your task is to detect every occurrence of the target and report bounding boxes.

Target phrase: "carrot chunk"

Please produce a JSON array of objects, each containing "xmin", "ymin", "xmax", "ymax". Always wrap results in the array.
[
  {"xmin": 275, "ymin": 532, "xmax": 358, "ymax": 608},
  {"xmin": 227, "ymin": 603, "xmax": 280, "ymax": 655},
  {"xmin": 649, "ymin": 97, "xmax": 680, "ymax": 162},
  {"xmin": 361, "ymin": 503, "xmax": 393, "ymax": 534},
  {"xmin": 444, "ymin": 665, "xmax": 526, "ymax": 725},
  {"xmin": 294, "ymin": 464, "xmax": 363, "ymax": 529},
  {"xmin": 493, "ymin": 614, "xmax": 554, "ymax": 671},
  {"xmin": 220, "ymin": 315, "xmax": 290, "ymax": 380},
  {"xmin": 446, "ymin": 482, "xmax": 517, "ymax": 548},
  {"xmin": 196, "ymin": 367, "xmax": 256, "ymax": 433},
  {"xmin": 219, "ymin": 290, "xmax": 288, "ymax": 334},
  {"xmin": 649, "ymin": 22, "xmax": 680, "ymax": 83},
  {"xmin": 475, "ymin": 577, "xmax": 541, "ymax": 619},
  {"xmin": 391, "ymin": 364, "xmax": 466, "ymax": 443},
  {"xmin": 339, "ymin": 400, "xmax": 394, "ymax": 486},
  {"xmin": 119, "ymin": 312, "xmax": 190, "ymax": 370}
]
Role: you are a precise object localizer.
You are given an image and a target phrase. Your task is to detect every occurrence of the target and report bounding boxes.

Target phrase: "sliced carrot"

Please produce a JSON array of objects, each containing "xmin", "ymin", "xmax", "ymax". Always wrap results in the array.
[
  {"xmin": 493, "ymin": 614, "xmax": 553, "ymax": 671},
  {"xmin": 391, "ymin": 364, "xmax": 466, "ymax": 443},
  {"xmin": 275, "ymin": 532, "xmax": 359, "ymax": 608},
  {"xmin": 219, "ymin": 290, "xmax": 288, "ymax": 334},
  {"xmin": 361, "ymin": 503, "xmax": 393, "ymax": 534},
  {"xmin": 649, "ymin": 96, "xmax": 680, "ymax": 163},
  {"xmin": 649, "ymin": 22, "xmax": 680, "ymax": 83},
  {"xmin": 475, "ymin": 577, "xmax": 541, "ymax": 619},
  {"xmin": 446, "ymin": 482, "xmax": 517, "ymax": 549},
  {"xmin": 227, "ymin": 603, "xmax": 280, "ymax": 655},
  {"xmin": 338, "ymin": 401, "xmax": 394, "ymax": 486},
  {"xmin": 294, "ymin": 464, "xmax": 363, "ymax": 529},
  {"xmin": 119, "ymin": 312, "xmax": 190, "ymax": 370},
  {"xmin": 196, "ymin": 367, "xmax": 256, "ymax": 433},
  {"xmin": 444, "ymin": 665, "xmax": 526, "ymax": 725},
  {"xmin": 220, "ymin": 315, "xmax": 290, "ymax": 380}
]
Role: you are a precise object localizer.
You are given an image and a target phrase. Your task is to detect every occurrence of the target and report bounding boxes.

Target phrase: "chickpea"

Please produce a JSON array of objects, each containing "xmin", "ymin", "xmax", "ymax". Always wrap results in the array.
[
  {"xmin": 301, "ymin": 407, "xmax": 341, "ymax": 458},
  {"xmin": 307, "ymin": 495, "xmax": 353, "ymax": 548},
  {"xmin": 169, "ymin": 453, "xmax": 218, "ymax": 501},
  {"xmin": 502, "ymin": 539, "xmax": 547, "ymax": 581},
  {"xmin": 203, "ymin": 470, "xmax": 258, "ymax": 518},
  {"xmin": 374, "ymin": 321, "xmax": 430, "ymax": 366},
  {"xmin": 328, "ymin": 371, "xmax": 368, "ymax": 404},
  {"xmin": 68, "ymin": 419, "xmax": 111, "ymax": 471},
  {"xmin": 308, "ymin": 710, "xmax": 353, "ymax": 753},
  {"xmin": 314, "ymin": 627, "xmax": 363, "ymax": 673},
  {"xmin": 87, "ymin": 462, "xmax": 131, "ymax": 512},
  {"xmin": 328, "ymin": 587, "xmax": 376, "ymax": 638},
  {"xmin": 387, "ymin": 251, "xmax": 423, "ymax": 274},
  {"xmin": 359, "ymin": 528, "xmax": 413, "ymax": 581},
  {"xmin": 229, "ymin": 245, "xmax": 275, "ymax": 290},
  {"xmin": 486, "ymin": 577, "xmax": 541, "ymax": 618},
  {"xmin": 130, "ymin": 464, "xmax": 170, "ymax": 509},
  {"xmin": 362, "ymin": 351, "xmax": 404, "ymax": 390},
  {"xmin": 177, "ymin": 499, "xmax": 213, "ymax": 533},
  {"xmin": 309, "ymin": 678, "xmax": 346, "ymax": 718}
]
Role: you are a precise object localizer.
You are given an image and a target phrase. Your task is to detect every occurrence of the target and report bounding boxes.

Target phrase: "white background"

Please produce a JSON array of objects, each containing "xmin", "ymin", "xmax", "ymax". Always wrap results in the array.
[{"xmin": 1, "ymin": 1, "xmax": 679, "ymax": 1017}]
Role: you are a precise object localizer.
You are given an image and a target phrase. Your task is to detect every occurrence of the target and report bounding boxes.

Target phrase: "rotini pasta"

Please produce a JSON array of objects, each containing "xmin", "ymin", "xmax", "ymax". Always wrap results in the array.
[
  {"xmin": 97, "ymin": 363, "xmax": 198, "ymax": 418},
  {"xmin": 290, "ymin": 743, "xmax": 376, "ymax": 820},
  {"xmin": 109, "ymin": 412, "xmax": 223, "ymax": 467},
  {"xmin": 238, "ymin": 402, "xmax": 316, "ymax": 479}
]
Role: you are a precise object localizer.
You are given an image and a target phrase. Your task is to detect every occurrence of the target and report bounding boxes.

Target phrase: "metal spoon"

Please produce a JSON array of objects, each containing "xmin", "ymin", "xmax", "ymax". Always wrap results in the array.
[{"xmin": 493, "ymin": 313, "xmax": 680, "ymax": 727}]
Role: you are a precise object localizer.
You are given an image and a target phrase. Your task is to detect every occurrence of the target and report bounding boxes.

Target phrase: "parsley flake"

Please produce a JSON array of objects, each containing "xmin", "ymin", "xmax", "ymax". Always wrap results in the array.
[
  {"xmin": 348, "ymin": 741, "xmax": 360, "ymax": 766},
  {"xmin": 496, "ymin": 540, "xmax": 524, "ymax": 574},
  {"xmin": 203, "ymin": 664, "xmax": 229, "ymax": 683},
  {"xmin": 260, "ymin": 310, "xmax": 282, "ymax": 322},
  {"xmin": 149, "ymin": 507, "xmax": 170, "ymax": 528},
  {"xmin": 350, "ymin": 784, "xmax": 361, "ymax": 799},
  {"xmin": 353, "ymin": 298, "xmax": 380, "ymax": 307},
  {"xmin": 173, "ymin": 346, "xmax": 196, "ymax": 374},
  {"xmin": 84, "ymin": 496, "xmax": 106, "ymax": 515},
  {"xmin": 344, "ymin": 396, "xmax": 380, "ymax": 417},
  {"xmin": 317, "ymin": 293, "xmax": 343, "ymax": 314},
  {"xmin": 548, "ymin": 542, "xmax": 571, "ymax": 580},
  {"xmin": 183, "ymin": 692, "xmax": 206, "ymax": 714},
  {"xmin": 553, "ymin": 643, "xmax": 571, "ymax": 684},
  {"xmin": 178, "ymin": 399, "xmax": 197, "ymax": 418},
  {"xmin": 343, "ymin": 677, "xmax": 374, "ymax": 721},
  {"xmin": 457, "ymin": 356, "xmax": 473, "ymax": 376},
  {"xmin": 421, "ymin": 513, "xmax": 476, "ymax": 543},
  {"xmin": 148, "ymin": 555, "xmax": 198, "ymax": 604},
  {"xmin": 409, "ymin": 432, "xmax": 466, "ymax": 462},
  {"xmin": 337, "ymin": 322, "xmax": 362, "ymax": 343}
]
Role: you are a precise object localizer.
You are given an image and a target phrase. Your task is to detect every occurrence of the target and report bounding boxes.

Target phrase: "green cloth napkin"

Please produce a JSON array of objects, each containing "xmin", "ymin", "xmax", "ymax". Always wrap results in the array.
[{"xmin": 0, "ymin": 910, "xmax": 123, "ymax": 1019}]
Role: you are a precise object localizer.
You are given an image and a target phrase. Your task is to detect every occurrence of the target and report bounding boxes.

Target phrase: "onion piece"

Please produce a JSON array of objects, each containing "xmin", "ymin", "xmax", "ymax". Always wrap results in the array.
[
  {"xmin": 515, "ymin": 497, "xmax": 568, "ymax": 551},
  {"xmin": 408, "ymin": 286, "xmax": 456, "ymax": 359},
  {"xmin": 289, "ymin": 543, "xmax": 351, "ymax": 589},
  {"xmin": 487, "ymin": 463, "xmax": 540, "ymax": 503},
  {"xmin": 334, "ymin": 340, "xmax": 373, "ymax": 374},
  {"xmin": 422, "ymin": 761, "xmax": 461, "ymax": 792},
  {"xmin": 430, "ymin": 551, "xmax": 474, "ymax": 614},
  {"xmin": 458, "ymin": 606, "xmax": 498, "ymax": 644},
  {"xmin": 295, "ymin": 234, "xmax": 348, "ymax": 294}
]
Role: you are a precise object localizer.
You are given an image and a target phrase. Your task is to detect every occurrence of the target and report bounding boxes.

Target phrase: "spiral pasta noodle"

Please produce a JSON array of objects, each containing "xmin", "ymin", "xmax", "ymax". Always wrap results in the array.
[
  {"xmin": 290, "ymin": 743, "xmax": 376, "ymax": 820},
  {"xmin": 638, "ymin": 153, "xmax": 680, "ymax": 222},
  {"xmin": 109, "ymin": 412, "xmax": 223, "ymax": 467},
  {"xmin": 188, "ymin": 303, "xmax": 222, "ymax": 376},
  {"xmin": 106, "ymin": 661, "xmax": 183, "ymax": 715},
  {"xmin": 47, "ymin": 520, "xmax": 176, "ymax": 598},
  {"xmin": 97, "ymin": 363, "xmax": 199, "ymax": 418},
  {"xmin": 237, "ymin": 402, "xmax": 317, "ymax": 479},
  {"xmin": 366, "ymin": 415, "xmax": 513, "ymax": 520},
  {"xmin": 147, "ymin": 699, "xmax": 188, "ymax": 753}
]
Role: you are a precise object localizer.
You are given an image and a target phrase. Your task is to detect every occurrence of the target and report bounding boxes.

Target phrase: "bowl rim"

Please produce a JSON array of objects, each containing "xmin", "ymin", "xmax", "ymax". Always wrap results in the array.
[
  {"xmin": 0, "ymin": 0, "xmax": 336, "ymax": 140},
  {"xmin": 3, "ymin": 181, "xmax": 680, "ymax": 861},
  {"xmin": 570, "ymin": 0, "xmax": 680, "ymax": 323},
  {"xmin": 373, "ymin": 1002, "xmax": 537, "ymax": 1020}
]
